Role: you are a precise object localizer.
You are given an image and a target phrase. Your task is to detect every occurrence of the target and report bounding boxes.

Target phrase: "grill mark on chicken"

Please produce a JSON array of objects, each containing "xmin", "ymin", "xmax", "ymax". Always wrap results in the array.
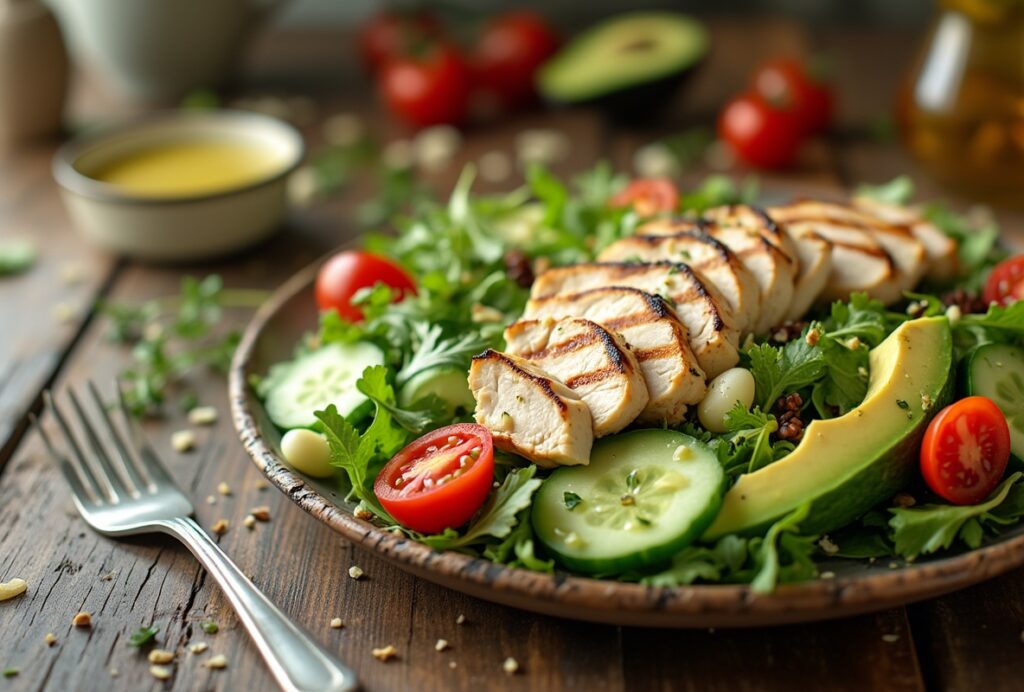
[
  {"xmin": 626, "ymin": 230, "xmax": 734, "ymax": 267},
  {"xmin": 632, "ymin": 344, "xmax": 685, "ymax": 362},
  {"xmin": 470, "ymin": 350, "xmax": 567, "ymax": 412},
  {"xmin": 563, "ymin": 367, "xmax": 619, "ymax": 388},
  {"xmin": 510, "ymin": 323, "xmax": 631, "ymax": 373}
]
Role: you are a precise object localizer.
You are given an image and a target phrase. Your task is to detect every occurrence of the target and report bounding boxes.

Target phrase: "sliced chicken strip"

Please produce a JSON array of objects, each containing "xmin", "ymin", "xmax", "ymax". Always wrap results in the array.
[
  {"xmin": 852, "ymin": 196, "xmax": 959, "ymax": 281},
  {"xmin": 597, "ymin": 231, "xmax": 761, "ymax": 336},
  {"xmin": 530, "ymin": 261, "xmax": 740, "ymax": 378},
  {"xmin": 504, "ymin": 318, "xmax": 648, "ymax": 436},
  {"xmin": 769, "ymin": 202, "xmax": 901, "ymax": 305},
  {"xmin": 469, "ymin": 350, "xmax": 593, "ymax": 467},
  {"xmin": 703, "ymin": 204, "xmax": 800, "ymax": 264},
  {"xmin": 780, "ymin": 229, "xmax": 833, "ymax": 322},
  {"xmin": 525, "ymin": 287, "xmax": 706, "ymax": 424}
]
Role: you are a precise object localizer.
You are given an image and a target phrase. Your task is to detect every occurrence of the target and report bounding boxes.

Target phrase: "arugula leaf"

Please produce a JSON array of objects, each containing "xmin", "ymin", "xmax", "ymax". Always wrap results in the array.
[
  {"xmin": 356, "ymin": 364, "xmax": 445, "ymax": 434},
  {"xmin": 923, "ymin": 202, "xmax": 1004, "ymax": 282},
  {"xmin": 823, "ymin": 292, "xmax": 902, "ymax": 347},
  {"xmin": 750, "ymin": 502, "xmax": 815, "ymax": 593},
  {"xmin": 811, "ymin": 336, "xmax": 869, "ymax": 418},
  {"xmin": 746, "ymin": 332, "xmax": 826, "ymax": 410},
  {"xmin": 0, "ymin": 239, "xmax": 35, "ymax": 276},
  {"xmin": 723, "ymin": 404, "xmax": 780, "ymax": 475},
  {"xmin": 395, "ymin": 322, "xmax": 488, "ymax": 388},
  {"xmin": 483, "ymin": 507, "xmax": 555, "ymax": 573},
  {"xmin": 889, "ymin": 472, "xmax": 1022, "ymax": 559},
  {"xmin": 855, "ymin": 176, "xmax": 915, "ymax": 205},
  {"xmin": 127, "ymin": 623, "xmax": 160, "ymax": 647},
  {"xmin": 420, "ymin": 466, "xmax": 542, "ymax": 550}
]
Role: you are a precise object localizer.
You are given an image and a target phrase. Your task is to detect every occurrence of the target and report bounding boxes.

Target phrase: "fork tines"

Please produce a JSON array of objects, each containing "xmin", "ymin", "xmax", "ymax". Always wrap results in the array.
[{"xmin": 32, "ymin": 382, "xmax": 158, "ymax": 506}]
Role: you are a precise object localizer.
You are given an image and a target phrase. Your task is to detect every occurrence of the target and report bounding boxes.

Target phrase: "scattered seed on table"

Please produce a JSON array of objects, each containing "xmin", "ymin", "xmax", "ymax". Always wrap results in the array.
[
  {"xmin": 189, "ymin": 642, "xmax": 208, "ymax": 655},
  {"xmin": 149, "ymin": 665, "xmax": 173, "ymax": 680},
  {"xmin": 211, "ymin": 519, "xmax": 229, "ymax": 535},
  {"xmin": 204, "ymin": 654, "xmax": 228, "ymax": 669},
  {"xmin": 250, "ymin": 506, "xmax": 271, "ymax": 522},
  {"xmin": 330, "ymin": 618, "xmax": 344, "ymax": 630},
  {"xmin": 188, "ymin": 406, "xmax": 218, "ymax": 426},
  {"xmin": 72, "ymin": 611, "xmax": 92, "ymax": 627},
  {"xmin": 449, "ymin": 661, "xmax": 457, "ymax": 669},
  {"xmin": 206, "ymin": 495, "xmax": 216, "ymax": 506},
  {"xmin": 243, "ymin": 515, "xmax": 256, "ymax": 530},
  {"xmin": 455, "ymin": 614, "xmax": 465, "ymax": 625},
  {"xmin": 171, "ymin": 430, "xmax": 196, "ymax": 453},
  {"xmin": 148, "ymin": 649, "xmax": 174, "ymax": 664},
  {"xmin": 503, "ymin": 657, "xmax": 520, "ymax": 675},
  {"xmin": 217, "ymin": 482, "xmax": 231, "ymax": 496},
  {"xmin": 52, "ymin": 303, "xmax": 74, "ymax": 324},
  {"xmin": 372, "ymin": 645, "xmax": 397, "ymax": 662},
  {"xmin": 44, "ymin": 633, "xmax": 56, "ymax": 646},
  {"xmin": 882, "ymin": 634, "xmax": 900, "ymax": 643},
  {"xmin": 435, "ymin": 639, "xmax": 449, "ymax": 652},
  {"xmin": 255, "ymin": 480, "xmax": 269, "ymax": 491},
  {"xmin": 109, "ymin": 668, "xmax": 119, "ymax": 678},
  {"xmin": 0, "ymin": 578, "xmax": 27, "ymax": 601},
  {"xmin": 99, "ymin": 571, "xmax": 116, "ymax": 582},
  {"xmin": 348, "ymin": 566, "xmax": 364, "ymax": 580}
]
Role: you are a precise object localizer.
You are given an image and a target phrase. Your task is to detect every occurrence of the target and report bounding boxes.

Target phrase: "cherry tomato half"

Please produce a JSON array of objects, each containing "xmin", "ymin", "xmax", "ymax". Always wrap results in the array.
[
  {"xmin": 920, "ymin": 396, "xmax": 1011, "ymax": 505},
  {"xmin": 374, "ymin": 424, "xmax": 495, "ymax": 534},
  {"xmin": 379, "ymin": 44, "xmax": 471, "ymax": 128},
  {"xmin": 609, "ymin": 177, "xmax": 679, "ymax": 217},
  {"xmin": 357, "ymin": 10, "xmax": 444, "ymax": 73},
  {"xmin": 751, "ymin": 57, "xmax": 834, "ymax": 135},
  {"xmin": 718, "ymin": 92, "xmax": 803, "ymax": 169},
  {"xmin": 471, "ymin": 11, "xmax": 560, "ymax": 110},
  {"xmin": 315, "ymin": 251, "xmax": 416, "ymax": 323},
  {"xmin": 983, "ymin": 255, "xmax": 1024, "ymax": 307}
]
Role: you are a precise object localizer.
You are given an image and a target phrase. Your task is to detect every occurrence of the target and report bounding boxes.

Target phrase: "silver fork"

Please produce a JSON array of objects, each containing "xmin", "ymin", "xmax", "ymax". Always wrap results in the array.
[{"xmin": 33, "ymin": 383, "xmax": 358, "ymax": 692}]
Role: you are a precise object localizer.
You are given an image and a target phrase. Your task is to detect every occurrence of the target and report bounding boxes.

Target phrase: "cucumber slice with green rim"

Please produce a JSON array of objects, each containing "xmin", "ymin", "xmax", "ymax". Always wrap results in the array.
[
  {"xmin": 532, "ymin": 429, "xmax": 725, "ymax": 575},
  {"xmin": 964, "ymin": 342, "xmax": 1024, "ymax": 459},
  {"xmin": 262, "ymin": 342, "xmax": 384, "ymax": 430},
  {"xmin": 398, "ymin": 366, "xmax": 475, "ymax": 417}
]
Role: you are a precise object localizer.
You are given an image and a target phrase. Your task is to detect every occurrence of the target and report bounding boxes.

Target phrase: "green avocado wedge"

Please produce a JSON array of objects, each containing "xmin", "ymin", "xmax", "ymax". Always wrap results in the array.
[{"xmin": 704, "ymin": 317, "xmax": 954, "ymax": 540}]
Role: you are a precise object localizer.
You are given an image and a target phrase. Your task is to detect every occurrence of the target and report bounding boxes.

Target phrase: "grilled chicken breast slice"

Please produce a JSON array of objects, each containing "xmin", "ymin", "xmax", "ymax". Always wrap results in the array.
[
  {"xmin": 852, "ymin": 196, "xmax": 958, "ymax": 281},
  {"xmin": 769, "ymin": 202, "xmax": 901, "ymax": 305},
  {"xmin": 781, "ymin": 230, "xmax": 833, "ymax": 322},
  {"xmin": 703, "ymin": 204, "xmax": 800, "ymax": 265},
  {"xmin": 525, "ymin": 287, "xmax": 706, "ymax": 424},
  {"xmin": 771, "ymin": 201, "xmax": 925, "ymax": 304},
  {"xmin": 597, "ymin": 232, "xmax": 761, "ymax": 336},
  {"xmin": 504, "ymin": 318, "xmax": 648, "ymax": 436},
  {"xmin": 530, "ymin": 262, "xmax": 740, "ymax": 378},
  {"xmin": 469, "ymin": 350, "xmax": 593, "ymax": 467}
]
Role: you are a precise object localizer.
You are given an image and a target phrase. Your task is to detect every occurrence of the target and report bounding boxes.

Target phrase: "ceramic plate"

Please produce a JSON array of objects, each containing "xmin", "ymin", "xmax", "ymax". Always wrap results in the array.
[{"xmin": 229, "ymin": 254, "xmax": 1024, "ymax": 628}]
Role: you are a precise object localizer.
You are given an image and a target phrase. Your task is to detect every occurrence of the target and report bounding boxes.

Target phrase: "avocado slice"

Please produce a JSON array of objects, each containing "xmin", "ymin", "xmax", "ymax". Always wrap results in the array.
[
  {"xmin": 537, "ymin": 13, "xmax": 709, "ymax": 122},
  {"xmin": 704, "ymin": 317, "xmax": 954, "ymax": 540}
]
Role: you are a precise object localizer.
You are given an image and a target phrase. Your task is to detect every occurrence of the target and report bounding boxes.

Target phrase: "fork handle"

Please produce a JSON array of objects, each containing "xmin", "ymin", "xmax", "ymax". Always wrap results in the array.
[{"xmin": 159, "ymin": 516, "xmax": 358, "ymax": 692}]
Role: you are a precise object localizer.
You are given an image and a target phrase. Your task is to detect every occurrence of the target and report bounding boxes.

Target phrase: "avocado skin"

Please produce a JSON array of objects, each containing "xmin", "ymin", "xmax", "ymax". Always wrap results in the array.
[{"xmin": 546, "ymin": 60, "xmax": 704, "ymax": 125}]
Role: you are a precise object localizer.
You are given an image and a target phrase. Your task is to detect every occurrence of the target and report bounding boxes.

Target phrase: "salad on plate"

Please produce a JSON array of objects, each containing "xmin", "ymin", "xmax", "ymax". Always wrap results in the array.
[{"xmin": 255, "ymin": 166, "xmax": 1024, "ymax": 592}]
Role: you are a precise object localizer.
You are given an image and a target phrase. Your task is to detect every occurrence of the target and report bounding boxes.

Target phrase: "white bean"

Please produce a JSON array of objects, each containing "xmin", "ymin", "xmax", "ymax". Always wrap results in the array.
[
  {"xmin": 281, "ymin": 429, "xmax": 334, "ymax": 478},
  {"xmin": 698, "ymin": 367, "xmax": 756, "ymax": 433}
]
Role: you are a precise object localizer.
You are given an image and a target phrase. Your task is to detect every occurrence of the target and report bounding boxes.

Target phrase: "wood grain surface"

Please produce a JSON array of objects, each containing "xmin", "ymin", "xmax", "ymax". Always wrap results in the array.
[{"xmin": 1, "ymin": 19, "xmax": 1023, "ymax": 692}]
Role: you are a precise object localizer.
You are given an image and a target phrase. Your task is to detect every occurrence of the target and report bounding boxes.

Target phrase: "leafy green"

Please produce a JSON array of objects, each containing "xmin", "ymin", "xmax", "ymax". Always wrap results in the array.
[
  {"xmin": 855, "ymin": 176, "xmax": 915, "ymax": 205},
  {"xmin": 746, "ymin": 331, "xmax": 826, "ymax": 410},
  {"xmin": 127, "ymin": 623, "xmax": 160, "ymax": 647},
  {"xmin": 395, "ymin": 322, "xmax": 488, "ymax": 388},
  {"xmin": 3, "ymin": 668, "xmax": 18, "ymax": 678},
  {"xmin": 483, "ymin": 507, "xmax": 555, "ymax": 573},
  {"xmin": 723, "ymin": 404, "xmax": 781, "ymax": 475},
  {"xmin": 200, "ymin": 620, "xmax": 219, "ymax": 634},
  {"xmin": 355, "ymin": 364, "xmax": 445, "ymax": 434},
  {"xmin": 641, "ymin": 536, "xmax": 748, "ymax": 587},
  {"xmin": 889, "ymin": 473, "xmax": 1023, "ymax": 559},
  {"xmin": 563, "ymin": 491, "xmax": 583, "ymax": 510},
  {"xmin": 923, "ymin": 202, "xmax": 1004, "ymax": 284},
  {"xmin": 810, "ymin": 335, "xmax": 870, "ymax": 418},
  {"xmin": 679, "ymin": 175, "xmax": 759, "ymax": 214},
  {"xmin": 420, "ymin": 466, "xmax": 542, "ymax": 550},
  {"xmin": 823, "ymin": 292, "xmax": 904, "ymax": 348},
  {"xmin": 750, "ymin": 503, "xmax": 816, "ymax": 593},
  {"xmin": 0, "ymin": 239, "xmax": 35, "ymax": 276}
]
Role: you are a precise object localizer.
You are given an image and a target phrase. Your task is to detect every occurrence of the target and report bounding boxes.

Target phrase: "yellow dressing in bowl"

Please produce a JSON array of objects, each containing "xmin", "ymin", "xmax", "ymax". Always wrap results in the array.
[{"xmin": 92, "ymin": 140, "xmax": 286, "ymax": 198}]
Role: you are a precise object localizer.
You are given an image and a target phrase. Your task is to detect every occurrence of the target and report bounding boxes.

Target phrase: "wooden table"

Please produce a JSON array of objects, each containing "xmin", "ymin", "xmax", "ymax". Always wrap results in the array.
[{"xmin": 2, "ymin": 20, "xmax": 1023, "ymax": 692}]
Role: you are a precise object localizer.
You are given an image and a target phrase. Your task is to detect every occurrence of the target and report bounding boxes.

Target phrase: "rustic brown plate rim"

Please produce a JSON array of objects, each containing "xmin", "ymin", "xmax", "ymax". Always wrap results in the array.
[{"xmin": 229, "ymin": 249, "xmax": 1024, "ymax": 628}]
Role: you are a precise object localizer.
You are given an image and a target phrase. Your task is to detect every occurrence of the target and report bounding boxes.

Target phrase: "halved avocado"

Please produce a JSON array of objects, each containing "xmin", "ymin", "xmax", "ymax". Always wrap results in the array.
[
  {"xmin": 537, "ymin": 13, "xmax": 709, "ymax": 122},
  {"xmin": 703, "ymin": 317, "xmax": 954, "ymax": 539}
]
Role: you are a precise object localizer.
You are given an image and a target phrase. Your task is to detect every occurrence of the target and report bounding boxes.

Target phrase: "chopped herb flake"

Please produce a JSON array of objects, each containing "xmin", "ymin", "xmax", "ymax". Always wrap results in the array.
[
  {"xmin": 128, "ymin": 624, "xmax": 160, "ymax": 647},
  {"xmin": 563, "ymin": 492, "xmax": 583, "ymax": 511}
]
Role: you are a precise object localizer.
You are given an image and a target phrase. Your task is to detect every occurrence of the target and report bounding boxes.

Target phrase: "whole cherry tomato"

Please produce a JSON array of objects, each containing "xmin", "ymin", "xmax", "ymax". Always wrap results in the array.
[
  {"xmin": 983, "ymin": 255, "xmax": 1024, "ymax": 307},
  {"xmin": 374, "ymin": 424, "xmax": 495, "ymax": 534},
  {"xmin": 751, "ymin": 57, "xmax": 834, "ymax": 135},
  {"xmin": 357, "ymin": 10, "xmax": 443, "ymax": 73},
  {"xmin": 718, "ymin": 92, "xmax": 803, "ymax": 169},
  {"xmin": 471, "ymin": 11, "xmax": 560, "ymax": 110},
  {"xmin": 315, "ymin": 250, "xmax": 416, "ymax": 322},
  {"xmin": 379, "ymin": 44, "xmax": 472, "ymax": 127},
  {"xmin": 920, "ymin": 396, "xmax": 1011, "ymax": 505},
  {"xmin": 609, "ymin": 178, "xmax": 679, "ymax": 216}
]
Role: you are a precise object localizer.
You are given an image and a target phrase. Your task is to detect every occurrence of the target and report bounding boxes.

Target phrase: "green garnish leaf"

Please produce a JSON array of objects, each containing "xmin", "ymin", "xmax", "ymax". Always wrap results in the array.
[
  {"xmin": 0, "ymin": 240, "xmax": 35, "ymax": 276},
  {"xmin": 625, "ymin": 469, "xmax": 640, "ymax": 492},
  {"xmin": 3, "ymin": 668, "xmax": 19, "ymax": 677},
  {"xmin": 750, "ymin": 502, "xmax": 815, "ymax": 594},
  {"xmin": 200, "ymin": 620, "xmax": 219, "ymax": 634},
  {"xmin": 747, "ymin": 330, "xmax": 826, "ymax": 410},
  {"xmin": 563, "ymin": 491, "xmax": 583, "ymax": 511},
  {"xmin": 127, "ymin": 623, "xmax": 160, "ymax": 647},
  {"xmin": 896, "ymin": 399, "xmax": 910, "ymax": 410},
  {"xmin": 855, "ymin": 176, "xmax": 915, "ymax": 205}
]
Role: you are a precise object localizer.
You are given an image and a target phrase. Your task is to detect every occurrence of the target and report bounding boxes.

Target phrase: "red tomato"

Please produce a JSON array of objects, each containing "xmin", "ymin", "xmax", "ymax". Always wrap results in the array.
[
  {"xmin": 718, "ymin": 92, "xmax": 804, "ymax": 169},
  {"xmin": 983, "ymin": 256, "xmax": 1024, "ymax": 306},
  {"xmin": 471, "ymin": 11, "xmax": 560, "ymax": 110},
  {"xmin": 379, "ymin": 44, "xmax": 471, "ymax": 127},
  {"xmin": 920, "ymin": 396, "xmax": 1011, "ymax": 505},
  {"xmin": 315, "ymin": 251, "xmax": 416, "ymax": 322},
  {"xmin": 609, "ymin": 178, "xmax": 679, "ymax": 216},
  {"xmin": 357, "ymin": 10, "xmax": 443, "ymax": 73},
  {"xmin": 751, "ymin": 57, "xmax": 834, "ymax": 135},
  {"xmin": 374, "ymin": 424, "xmax": 495, "ymax": 534}
]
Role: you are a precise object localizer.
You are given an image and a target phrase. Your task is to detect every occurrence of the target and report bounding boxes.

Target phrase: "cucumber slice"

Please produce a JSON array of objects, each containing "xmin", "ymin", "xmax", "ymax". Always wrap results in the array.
[
  {"xmin": 262, "ymin": 342, "xmax": 384, "ymax": 430},
  {"xmin": 532, "ymin": 429, "xmax": 725, "ymax": 575},
  {"xmin": 965, "ymin": 342, "xmax": 1024, "ymax": 459},
  {"xmin": 398, "ymin": 366, "xmax": 475, "ymax": 417}
]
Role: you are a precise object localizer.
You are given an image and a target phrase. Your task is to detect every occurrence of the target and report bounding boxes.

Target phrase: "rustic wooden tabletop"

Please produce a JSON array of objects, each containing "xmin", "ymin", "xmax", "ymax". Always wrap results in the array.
[{"xmin": 2, "ymin": 19, "xmax": 1024, "ymax": 692}]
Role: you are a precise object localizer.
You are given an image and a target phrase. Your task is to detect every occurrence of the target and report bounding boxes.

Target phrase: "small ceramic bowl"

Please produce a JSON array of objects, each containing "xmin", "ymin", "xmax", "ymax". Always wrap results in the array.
[{"xmin": 53, "ymin": 110, "xmax": 304, "ymax": 262}]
